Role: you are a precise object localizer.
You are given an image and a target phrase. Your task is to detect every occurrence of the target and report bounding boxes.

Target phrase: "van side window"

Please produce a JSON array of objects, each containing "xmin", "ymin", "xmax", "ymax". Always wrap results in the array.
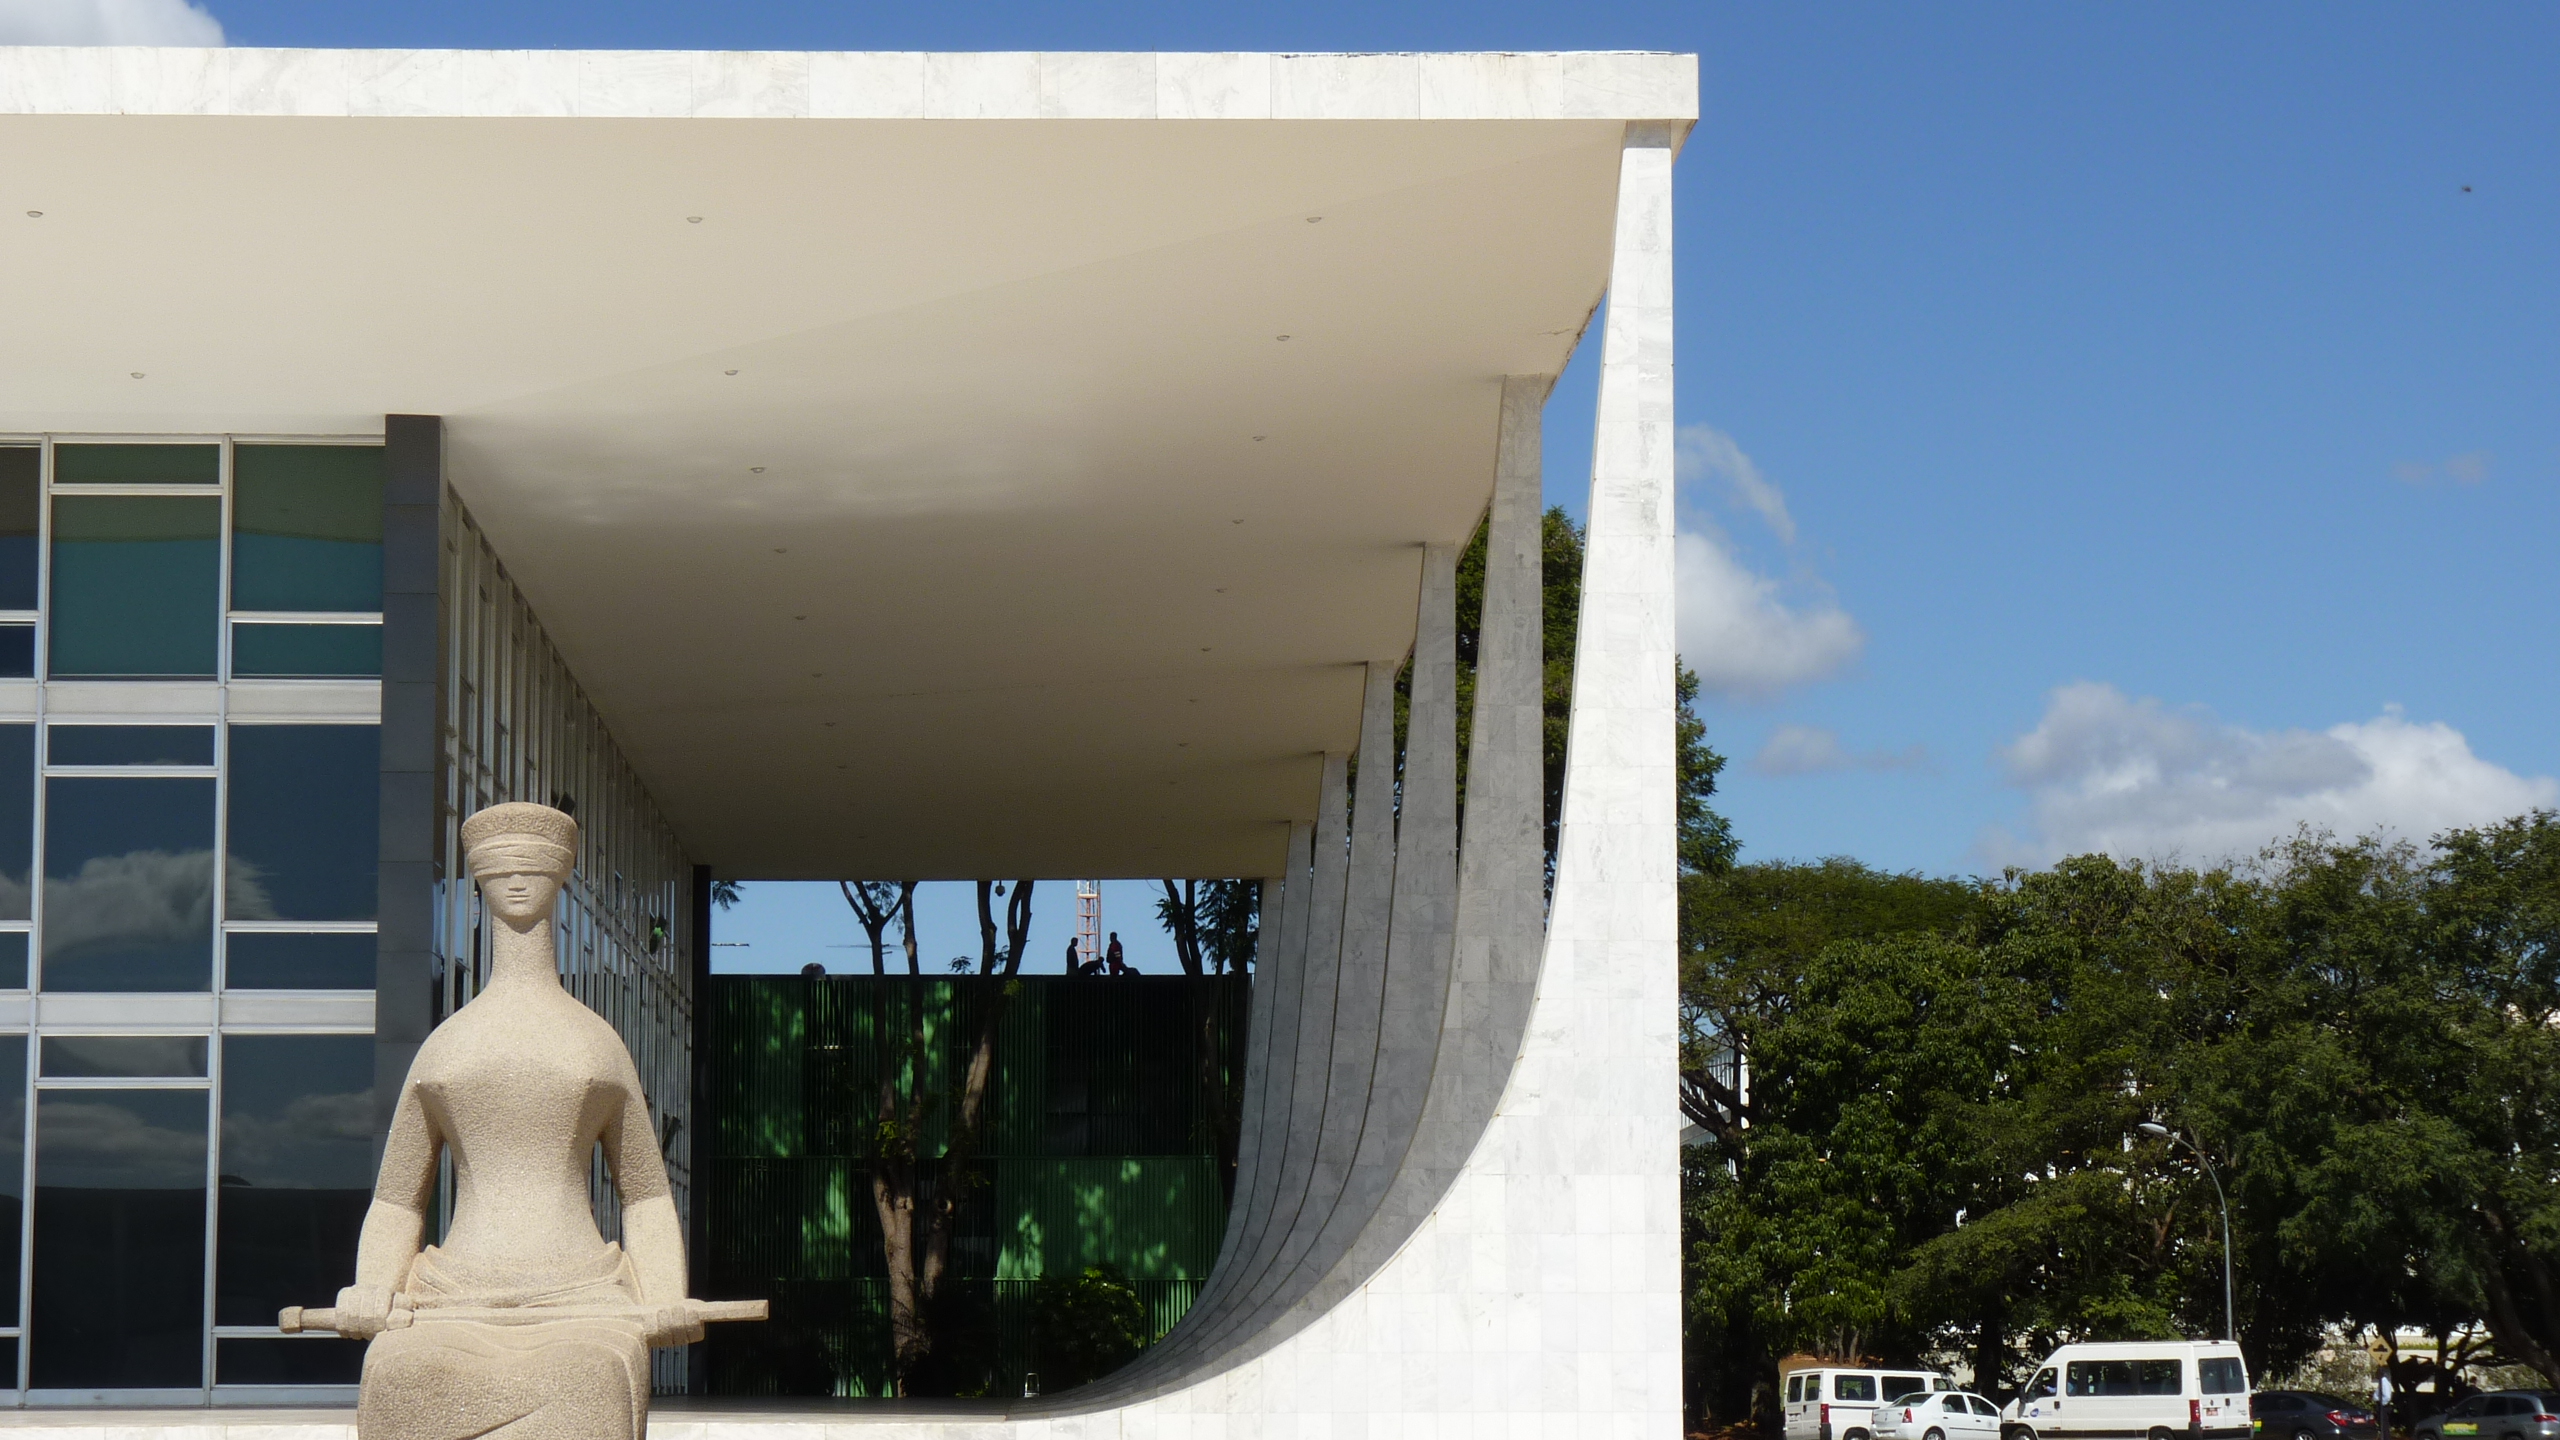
[
  {"xmin": 2027, "ymin": 1370, "xmax": 2058, "ymax": 1401},
  {"xmin": 2067, "ymin": 1360, "xmax": 2184, "ymax": 1397},
  {"xmin": 1886, "ymin": 1377, "xmax": 1930, "ymax": 1400},
  {"xmin": 1790, "ymin": 1377, "xmax": 1803, "ymax": 1403},
  {"xmin": 2199, "ymin": 1358, "xmax": 2246, "ymax": 1395},
  {"xmin": 1837, "ymin": 1376, "xmax": 1879, "ymax": 1402}
]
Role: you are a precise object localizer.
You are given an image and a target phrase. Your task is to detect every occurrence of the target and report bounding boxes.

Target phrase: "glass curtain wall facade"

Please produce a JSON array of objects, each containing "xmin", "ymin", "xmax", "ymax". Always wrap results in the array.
[
  {"xmin": 0, "ymin": 434, "xmax": 700, "ymax": 1405},
  {"xmin": 434, "ymin": 489, "xmax": 700, "ymax": 1395},
  {"xmin": 0, "ymin": 436, "xmax": 385, "ymax": 1405}
]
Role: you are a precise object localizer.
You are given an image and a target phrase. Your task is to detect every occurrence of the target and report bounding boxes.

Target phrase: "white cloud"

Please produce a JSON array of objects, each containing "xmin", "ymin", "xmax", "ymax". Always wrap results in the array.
[
  {"xmin": 0, "ymin": 0, "xmax": 223, "ymax": 44},
  {"xmin": 1676, "ymin": 531, "xmax": 1864, "ymax": 700},
  {"xmin": 1678, "ymin": 423, "xmax": 1796, "ymax": 545},
  {"xmin": 1753, "ymin": 723, "xmax": 1928, "ymax": 777},
  {"xmin": 2393, "ymin": 451, "xmax": 2492, "ymax": 486},
  {"xmin": 1669, "ymin": 423, "xmax": 1864, "ymax": 700},
  {"xmin": 1980, "ymin": 682, "xmax": 2560, "ymax": 866}
]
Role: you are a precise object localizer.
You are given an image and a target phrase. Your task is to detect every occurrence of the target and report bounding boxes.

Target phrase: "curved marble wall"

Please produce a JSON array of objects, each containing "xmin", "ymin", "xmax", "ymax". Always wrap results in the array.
[{"xmin": 990, "ymin": 122, "xmax": 1686, "ymax": 1435}]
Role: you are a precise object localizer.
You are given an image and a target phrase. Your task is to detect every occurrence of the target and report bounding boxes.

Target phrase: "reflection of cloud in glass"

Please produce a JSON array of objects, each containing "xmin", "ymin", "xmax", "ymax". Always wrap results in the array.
[
  {"xmin": 220, "ymin": 1090, "xmax": 373, "ymax": 1189},
  {"xmin": 38, "ymin": 1096, "xmax": 206, "ymax": 1189},
  {"xmin": 0, "ymin": 870, "xmax": 27, "ymax": 921},
  {"xmin": 42, "ymin": 848, "xmax": 214, "ymax": 955},
  {"xmin": 224, "ymin": 858, "xmax": 276, "ymax": 922}
]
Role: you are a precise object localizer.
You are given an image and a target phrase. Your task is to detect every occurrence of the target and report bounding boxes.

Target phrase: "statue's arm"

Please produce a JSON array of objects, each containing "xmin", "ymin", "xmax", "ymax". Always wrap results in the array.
[
  {"xmin": 603, "ymin": 1052, "xmax": 695, "ymax": 1331},
  {"xmin": 335, "ymin": 1079, "xmax": 436, "ymax": 1334}
]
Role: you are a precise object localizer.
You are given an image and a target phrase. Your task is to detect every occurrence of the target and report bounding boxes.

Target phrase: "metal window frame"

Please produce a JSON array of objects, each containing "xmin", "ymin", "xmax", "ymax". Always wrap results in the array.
[{"xmin": 4, "ymin": 432, "xmax": 387, "ymax": 1408}]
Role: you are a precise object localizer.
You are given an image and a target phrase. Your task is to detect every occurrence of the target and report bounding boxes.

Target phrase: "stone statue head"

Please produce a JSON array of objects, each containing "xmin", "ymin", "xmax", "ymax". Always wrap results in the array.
[{"xmin": 461, "ymin": 802, "xmax": 579, "ymax": 929}]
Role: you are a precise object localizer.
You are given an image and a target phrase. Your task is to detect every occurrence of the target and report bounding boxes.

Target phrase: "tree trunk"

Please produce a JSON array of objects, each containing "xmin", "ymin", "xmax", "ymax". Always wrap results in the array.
[
  {"xmin": 896, "ymin": 881, "xmax": 919, "ymax": 975},
  {"xmin": 839, "ymin": 881, "xmax": 893, "ymax": 975}
]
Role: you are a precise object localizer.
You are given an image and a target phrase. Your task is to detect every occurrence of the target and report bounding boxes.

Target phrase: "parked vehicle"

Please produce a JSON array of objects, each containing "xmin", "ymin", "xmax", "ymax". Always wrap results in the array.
[
  {"xmin": 2411, "ymin": 1392, "xmax": 2560, "ymax": 1440},
  {"xmin": 1877, "ymin": 1390, "xmax": 2006, "ymax": 1440},
  {"xmin": 1784, "ymin": 1366, "xmax": 1955, "ymax": 1440},
  {"xmin": 2253, "ymin": 1391, "xmax": 2380, "ymax": 1440},
  {"xmin": 2001, "ymin": 1340, "xmax": 2249, "ymax": 1440}
]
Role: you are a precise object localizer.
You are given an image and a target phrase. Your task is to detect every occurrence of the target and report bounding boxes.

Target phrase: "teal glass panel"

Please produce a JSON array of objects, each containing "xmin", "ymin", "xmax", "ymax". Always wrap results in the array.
[
  {"xmin": 231, "ymin": 445, "xmax": 384, "ymax": 612},
  {"xmin": 42, "ymin": 775, "xmax": 215, "ymax": 991},
  {"xmin": 30, "ymin": 1087, "xmax": 207, "ymax": 1388},
  {"xmin": 225, "ymin": 932, "xmax": 372, "ymax": 989},
  {"xmin": 49, "ymin": 724, "xmax": 215, "ymax": 767},
  {"xmin": 0, "ymin": 725, "xmax": 27, "ymax": 921},
  {"xmin": 53, "ymin": 442, "xmax": 219, "ymax": 485},
  {"xmin": 230, "ymin": 622, "xmax": 381, "ymax": 678},
  {"xmin": 0, "ymin": 447, "xmax": 35, "ymax": 609},
  {"xmin": 0, "ymin": 933, "xmax": 23, "ymax": 988},
  {"xmin": 226, "ymin": 724, "xmax": 378, "ymax": 922},
  {"xmin": 49, "ymin": 495, "xmax": 220, "ymax": 678}
]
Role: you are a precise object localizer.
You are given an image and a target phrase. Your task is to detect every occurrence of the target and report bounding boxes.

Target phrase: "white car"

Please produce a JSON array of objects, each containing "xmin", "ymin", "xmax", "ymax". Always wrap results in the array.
[
  {"xmin": 1877, "ymin": 1391, "xmax": 2005, "ymax": 1440},
  {"xmin": 1785, "ymin": 1367, "xmax": 1957, "ymax": 1440}
]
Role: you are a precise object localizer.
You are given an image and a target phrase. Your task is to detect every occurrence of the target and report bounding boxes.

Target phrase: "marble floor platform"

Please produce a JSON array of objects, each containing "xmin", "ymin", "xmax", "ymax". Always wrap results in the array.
[{"xmin": 0, "ymin": 1399, "xmax": 1061, "ymax": 1439}]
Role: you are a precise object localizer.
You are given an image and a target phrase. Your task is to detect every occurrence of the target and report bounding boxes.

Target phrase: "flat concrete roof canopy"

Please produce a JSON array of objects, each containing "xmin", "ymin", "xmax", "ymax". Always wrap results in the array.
[{"xmin": 0, "ymin": 48, "xmax": 1696, "ymax": 879}]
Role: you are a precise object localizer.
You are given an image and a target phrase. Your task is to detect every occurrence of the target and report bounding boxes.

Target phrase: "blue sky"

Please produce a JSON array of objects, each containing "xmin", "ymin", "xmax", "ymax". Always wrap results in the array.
[{"xmin": 17, "ymin": 1, "xmax": 2553, "ymax": 961}]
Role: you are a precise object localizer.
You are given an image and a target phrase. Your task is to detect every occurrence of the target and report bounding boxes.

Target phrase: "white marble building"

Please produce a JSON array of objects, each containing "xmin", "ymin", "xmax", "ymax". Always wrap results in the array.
[{"xmin": 0, "ymin": 46, "xmax": 1694, "ymax": 1434}]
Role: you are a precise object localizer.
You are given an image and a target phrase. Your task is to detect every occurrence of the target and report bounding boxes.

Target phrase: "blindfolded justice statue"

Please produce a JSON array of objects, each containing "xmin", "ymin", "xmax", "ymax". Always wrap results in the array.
[{"xmin": 282, "ymin": 802, "xmax": 762, "ymax": 1440}]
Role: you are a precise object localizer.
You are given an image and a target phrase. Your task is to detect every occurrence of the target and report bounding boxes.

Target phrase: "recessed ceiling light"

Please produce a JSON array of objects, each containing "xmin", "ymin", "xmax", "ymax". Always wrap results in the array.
[
  {"xmin": 128, "ymin": 372, "xmax": 144, "ymax": 379},
  {"xmin": 773, "ymin": 547, "xmax": 787, "ymax": 554},
  {"xmin": 724, "ymin": 369, "xmax": 739, "ymax": 376},
  {"xmin": 750, "ymin": 466, "xmax": 765, "ymax": 473},
  {"xmin": 1276, "ymin": 335, "xmax": 1291, "ymax": 342},
  {"xmin": 687, "ymin": 216, "xmax": 703, "ymax": 224},
  {"xmin": 25, "ymin": 211, "xmax": 41, "ymax": 219},
  {"xmin": 1200, "ymin": 646, "xmax": 1212, "ymax": 652},
  {"xmin": 1231, "ymin": 518, "xmax": 1244, "ymax": 524},
  {"xmin": 1251, "ymin": 435, "xmax": 1265, "ymax": 442},
  {"xmin": 1214, "ymin": 588, "xmax": 1226, "ymax": 594},
  {"xmin": 794, "ymin": 614, "xmax": 806, "ymax": 620},
  {"xmin": 1305, "ymin": 215, "xmax": 1321, "ymax": 223}
]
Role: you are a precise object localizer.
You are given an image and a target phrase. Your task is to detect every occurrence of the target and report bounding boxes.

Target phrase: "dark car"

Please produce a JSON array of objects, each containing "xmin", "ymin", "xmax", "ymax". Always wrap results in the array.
[
  {"xmin": 2254, "ymin": 1392, "xmax": 2380, "ymax": 1440},
  {"xmin": 2413, "ymin": 1392, "xmax": 2560, "ymax": 1440}
]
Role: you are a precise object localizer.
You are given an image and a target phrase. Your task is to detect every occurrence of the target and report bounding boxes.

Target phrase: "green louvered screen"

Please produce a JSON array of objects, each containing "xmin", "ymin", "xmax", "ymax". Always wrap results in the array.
[{"xmin": 701, "ymin": 974, "xmax": 1249, "ymax": 1397}]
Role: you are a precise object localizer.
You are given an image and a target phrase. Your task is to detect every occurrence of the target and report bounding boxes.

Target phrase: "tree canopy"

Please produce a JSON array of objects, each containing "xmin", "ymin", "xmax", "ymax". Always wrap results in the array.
[{"xmin": 1681, "ymin": 815, "xmax": 2560, "ymax": 1427}]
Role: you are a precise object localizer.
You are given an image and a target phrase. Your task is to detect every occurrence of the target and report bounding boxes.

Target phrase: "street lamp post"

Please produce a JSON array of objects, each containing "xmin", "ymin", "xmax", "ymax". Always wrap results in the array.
[{"xmin": 2140, "ymin": 1121, "xmax": 2234, "ymax": 1343}]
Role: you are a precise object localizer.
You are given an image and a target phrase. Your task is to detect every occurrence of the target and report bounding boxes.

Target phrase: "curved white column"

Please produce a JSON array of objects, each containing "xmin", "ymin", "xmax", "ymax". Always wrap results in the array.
[{"xmin": 1026, "ymin": 121, "xmax": 1683, "ymax": 1433}]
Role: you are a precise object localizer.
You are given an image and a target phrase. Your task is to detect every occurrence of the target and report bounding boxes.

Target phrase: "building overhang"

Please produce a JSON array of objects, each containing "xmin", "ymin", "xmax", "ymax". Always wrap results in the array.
[{"xmin": 0, "ymin": 47, "xmax": 1696, "ymax": 879}]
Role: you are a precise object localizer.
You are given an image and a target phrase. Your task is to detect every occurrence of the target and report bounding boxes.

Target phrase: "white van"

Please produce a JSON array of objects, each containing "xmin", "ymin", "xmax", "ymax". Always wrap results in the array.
[
  {"xmin": 2002, "ymin": 1341, "xmax": 2250, "ymax": 1440},
  {"xmin": 1785, "ymin": 1365, "xmax": 1957, "ymax": 1440}
]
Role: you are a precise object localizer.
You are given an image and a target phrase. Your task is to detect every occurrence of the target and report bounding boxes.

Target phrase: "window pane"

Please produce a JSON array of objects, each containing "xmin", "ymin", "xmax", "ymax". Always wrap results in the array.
[
  {"xmin": 49, "ymin": 495, "xmax": 221, "ymax": 678},
  {"xmin": 1837, "ymin": 1376, "xmax": 1876, "ymax": 1401},
  {"xmin": 53, "ymin": 442, "xmax": 219, "ymax": 485},
  {"xmin": 0, "ymin": 933, "xmax": 24, "ymax": 988},
  {"xmin": 0, "ymin": 724, "xmax": 27, "ymax": 921},
  {"xmin": 0, "ymin": 447, "xmax": 34, "ymax": 610},
  {"xmin": 49, "ymin": 724, "xmax": 216, "ymax": 767},
  {"xmin": 42, "ymin": 775, "xmax": 215, "ymax": 991},
  {"xmin": 41, "ymin": 1035, "xmax": 207, "ymax": 1078},
  {"xmin": 226, "ymin": 726, "xmax": 378, "ymax": 922},
  {"xmin": 216, "ymin": 1336, "xmax": 363, "ymax": 1386},
  {"xmin": 30, "ymin": 1088, "xmax": 207, "ymax": 1389},
  {"xmin": 230, "ymin": 622, "xmax": 382, "ymax": 678},
  {"xmin": 2201, "ymin": 1358, "xmax": 2247, "ymax": 1395},
  {"xmin": 0, "ymin": 1035, "xmax": 22, "ymax": 1324},
  {"xmin": 216, "ymin": 1035, "xmax": 373, "ymax": 1328},
  {"xmin": 231, "ymin": 446, "xmax": 383, "ymax": 612},
  {"xmin": 0, "ymin": 624, "xmax": 31, "ymax": 678},
  {"xmin": 225, "ymin": 931, "xmax": 373, "ymax": 990}
]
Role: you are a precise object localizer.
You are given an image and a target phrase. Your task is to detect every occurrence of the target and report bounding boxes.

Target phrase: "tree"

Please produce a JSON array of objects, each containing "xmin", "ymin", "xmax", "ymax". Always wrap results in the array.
[
  {"xmin": 838, "ymin": 881, "xmax": 911, "ymax": 976},
  {"xmin": 1153, "ymin": 879, "xmax": 1261, "ymax": 976},
  {"xmin": 866, "ymin": 879, "xmax": 1035, "ymax": 1395}
]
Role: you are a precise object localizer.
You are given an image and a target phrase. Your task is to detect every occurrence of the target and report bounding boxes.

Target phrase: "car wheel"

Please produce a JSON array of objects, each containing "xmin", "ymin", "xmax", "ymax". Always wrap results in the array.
[
  {"xmin": 2149, "ymin": 1427, "xmax": 2176, "ymax": 1440},
  {"xmin": 2295, "ymin": 1430, "xmax": 2317, "ymax": 1440},
  {"xmin": 1926, "ymin": 1428, "xmax": 1946, "ymax": 1440}
]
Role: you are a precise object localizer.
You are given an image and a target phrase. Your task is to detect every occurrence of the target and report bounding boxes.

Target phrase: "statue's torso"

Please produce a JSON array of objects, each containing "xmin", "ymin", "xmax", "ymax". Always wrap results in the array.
[{"xmin": 406, "ymin": 981, "xmax": 637, "ymax": 1288}]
